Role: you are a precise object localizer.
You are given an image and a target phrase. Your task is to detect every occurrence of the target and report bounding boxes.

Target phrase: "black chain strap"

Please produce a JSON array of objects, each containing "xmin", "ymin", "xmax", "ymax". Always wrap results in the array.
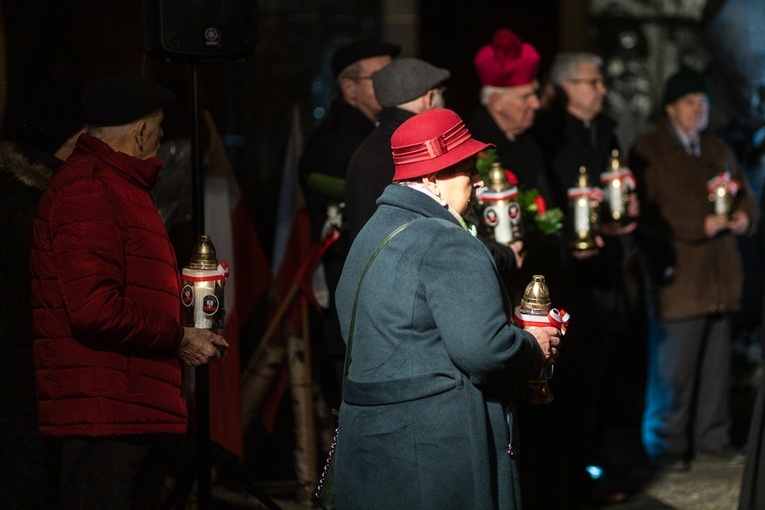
[{"xmin": 313, "ymin": 220, "xmax": 418, "ymax": 505}]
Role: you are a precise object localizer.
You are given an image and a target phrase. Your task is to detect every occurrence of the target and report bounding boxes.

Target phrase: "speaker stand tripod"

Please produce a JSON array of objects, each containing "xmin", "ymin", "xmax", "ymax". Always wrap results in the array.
[{"xmin": 160, "ymin": 61, "xmax": 281, "ymax": 510}]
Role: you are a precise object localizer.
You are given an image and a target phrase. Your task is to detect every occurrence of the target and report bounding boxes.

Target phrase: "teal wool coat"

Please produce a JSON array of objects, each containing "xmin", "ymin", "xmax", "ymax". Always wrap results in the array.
[{"xmin": 334, "ymin": 184, "xmax": 545, "ymax": 509}]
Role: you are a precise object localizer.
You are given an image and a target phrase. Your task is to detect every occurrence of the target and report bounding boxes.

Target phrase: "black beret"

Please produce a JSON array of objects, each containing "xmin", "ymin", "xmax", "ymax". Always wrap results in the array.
[
  {"xmin": 82, "ymin": 74, "xmax": 176, "ymax": 127},
  {"xmin": 331, "ymin": 40, "xmax": 401, "ymax": 78}
]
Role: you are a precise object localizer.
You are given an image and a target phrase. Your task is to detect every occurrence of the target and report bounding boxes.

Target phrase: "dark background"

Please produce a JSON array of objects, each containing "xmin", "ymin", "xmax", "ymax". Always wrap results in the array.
[
  {"xmin": 0, "ymin": 0, "xmax": 573, "ymax": 260},
  {"xmin": 2, "ymin": 0, "xmax": 763, "ymax": 495}
]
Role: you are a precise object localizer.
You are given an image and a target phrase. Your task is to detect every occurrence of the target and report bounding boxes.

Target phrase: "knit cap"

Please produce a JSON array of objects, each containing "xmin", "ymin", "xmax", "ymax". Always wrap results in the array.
[{"xmin": 662, "ymin": 65, "xmax": 712, "ymax": 106}]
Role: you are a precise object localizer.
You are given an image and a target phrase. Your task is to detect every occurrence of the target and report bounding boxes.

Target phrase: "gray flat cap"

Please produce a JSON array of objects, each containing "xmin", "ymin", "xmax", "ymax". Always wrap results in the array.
[{"xmin": 373, "ymin": 58, "xmax": 450, "ymax": 108}]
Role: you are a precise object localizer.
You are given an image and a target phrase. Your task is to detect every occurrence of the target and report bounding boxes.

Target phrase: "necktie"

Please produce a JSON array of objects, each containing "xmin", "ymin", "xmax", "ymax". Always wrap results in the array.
[{"xmin": 688, "ymin": 139, "xmax": 700, "ymax": 157}]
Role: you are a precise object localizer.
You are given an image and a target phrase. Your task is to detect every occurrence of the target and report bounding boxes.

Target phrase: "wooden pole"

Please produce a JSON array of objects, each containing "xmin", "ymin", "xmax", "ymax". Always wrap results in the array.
[
  {"xmin": 240, "ymin": 343, "xmax": 287, "ymax": 431},
  {"xmin": 286, "ymin": 296, "xmax": 317, "ymax": 503},
  {"xmin": 241, "ymin": 244, "xmax": 318, "ymax": 384}
]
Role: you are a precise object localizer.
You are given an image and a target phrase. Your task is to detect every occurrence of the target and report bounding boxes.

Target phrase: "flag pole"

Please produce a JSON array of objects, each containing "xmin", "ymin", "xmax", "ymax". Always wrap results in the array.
[
  {"xmin": 189, "ymin": 60, "xmax": 213, "ymax": 510},
  {"xmin": 242, "ymin": 227, "xmax": 339, "ymax": 387}
]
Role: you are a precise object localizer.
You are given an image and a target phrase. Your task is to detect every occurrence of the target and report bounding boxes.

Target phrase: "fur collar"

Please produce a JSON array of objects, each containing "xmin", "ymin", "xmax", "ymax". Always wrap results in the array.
[{"xmin": 0, "ymin": 141, "xmax": 54, "ymax": 191}]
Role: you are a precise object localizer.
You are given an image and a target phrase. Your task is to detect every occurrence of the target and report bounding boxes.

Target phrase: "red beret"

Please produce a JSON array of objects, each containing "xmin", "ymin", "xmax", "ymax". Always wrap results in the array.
[{"xmin": 474, "ymin": 29, "xmax": 540, "ymax": 88}]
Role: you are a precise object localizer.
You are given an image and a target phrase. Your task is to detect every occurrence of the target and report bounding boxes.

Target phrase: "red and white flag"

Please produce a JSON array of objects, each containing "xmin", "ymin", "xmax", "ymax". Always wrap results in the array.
[{"xmin": 203, "ymin": 111, "xmax": 271, "ymax": 458}]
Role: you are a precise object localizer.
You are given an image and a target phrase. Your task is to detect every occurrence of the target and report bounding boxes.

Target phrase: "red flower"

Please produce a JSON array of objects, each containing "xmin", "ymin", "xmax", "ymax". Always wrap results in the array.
[
  {"xmin": 492, "ymin": 29, "xmax": 522, "ymax": 60},
  {"xmin": 533, "ymin": 195, "xmax": 547, "ymax": 215},
  {"xmin": 504, "ymin": 169, "xmax": 518, "ymax": 186}
]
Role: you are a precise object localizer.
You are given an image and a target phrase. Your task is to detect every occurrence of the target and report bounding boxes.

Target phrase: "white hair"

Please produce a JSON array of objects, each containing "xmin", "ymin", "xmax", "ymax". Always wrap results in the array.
[
  {"xmin": 479, "ymin": 85, "xmax": 510, "ymax": 106},
  {"xmin": 87, "ymin": 123, "xmax": 132, "ymax": 139},
  {"xmin": 337, "ymin": 61, "xmax": 362, "ymax": 84},
  {"xmin": 549, "ymin": 52, "xmax": 604, "ymax": 85}
]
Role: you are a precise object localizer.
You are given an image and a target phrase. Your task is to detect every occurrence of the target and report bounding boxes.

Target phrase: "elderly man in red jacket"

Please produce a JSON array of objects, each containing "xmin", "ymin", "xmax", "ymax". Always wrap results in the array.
[{"xmin": 29, "ymin": 74, "xmax": 228, "ymax": 509}]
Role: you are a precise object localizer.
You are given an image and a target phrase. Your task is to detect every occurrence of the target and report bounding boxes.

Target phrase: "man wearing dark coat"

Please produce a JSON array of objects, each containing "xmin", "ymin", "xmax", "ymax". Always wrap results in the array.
[
  {"xmin": 468, "ymin": 28, "xmax": 559, "ymax": 294},
  {"xmin": 467, "ymin": 30, "xmax": 577, "ymax": 509},
  {"xmin": 531, "ymin": 51, "xmax": 634, "ymax": 505},
  {"xmin": 297, "ymin": 41, "xmax": 400, "ymax": 406},
  {"xmin": 469, "ymin": 29, "xmax": 552, "ymax": 203},
  {"xmin": 0, "ymin": 78, "xmax": 85, "ymax": 508},
  {"xmin": 298, "ymin": 40, "xmax": 401, "ymax": 242},
  {"xmin": 344, "ymin": 57, "xmax": 450, "ymax": 244}
]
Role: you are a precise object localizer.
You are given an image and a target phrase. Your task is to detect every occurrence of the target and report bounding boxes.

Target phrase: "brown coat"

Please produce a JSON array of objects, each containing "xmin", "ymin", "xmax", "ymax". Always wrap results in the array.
[{"xmin": 630, "ymin": 119, "xmax": 758, "ymax": 319}]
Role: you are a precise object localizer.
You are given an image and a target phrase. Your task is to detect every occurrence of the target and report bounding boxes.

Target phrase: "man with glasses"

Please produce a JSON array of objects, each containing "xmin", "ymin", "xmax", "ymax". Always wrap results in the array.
[
  {"xmin": 531, "ymin": 52, "xmax": 633, "ymax": 506},
  {"xmin": 345, "ymin": 57, "xmax": 450, "ymax": 244},
  {"xmin": 298, "ymin": 40, "xmax": 400, "ymax": 410},
  {"xmin": 299, "ymin": 40, "xmax": 401, "ymax": 243},
  {"xmin": 535, "ymin": 52, "xmax": 616, "ymax": 208}
]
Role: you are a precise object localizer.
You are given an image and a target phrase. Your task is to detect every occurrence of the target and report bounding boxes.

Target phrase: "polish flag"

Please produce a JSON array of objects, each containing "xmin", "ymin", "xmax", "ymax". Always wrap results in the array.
[{"xmin": 203, "ymin": 111, "xmax": 271, "ymax": 458}]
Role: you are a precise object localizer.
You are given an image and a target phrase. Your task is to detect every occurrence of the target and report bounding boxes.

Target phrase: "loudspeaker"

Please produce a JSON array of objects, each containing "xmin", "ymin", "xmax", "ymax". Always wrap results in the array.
[{"xmin": 143, "ymin": 0, "xmax": 256, "ymax": 60}]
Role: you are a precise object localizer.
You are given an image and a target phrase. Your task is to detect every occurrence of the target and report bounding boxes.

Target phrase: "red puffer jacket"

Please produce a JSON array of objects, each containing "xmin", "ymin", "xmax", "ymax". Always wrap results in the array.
[{"xmin": 30, "ymin": 134, "xmax": 187, "ymax": 437}]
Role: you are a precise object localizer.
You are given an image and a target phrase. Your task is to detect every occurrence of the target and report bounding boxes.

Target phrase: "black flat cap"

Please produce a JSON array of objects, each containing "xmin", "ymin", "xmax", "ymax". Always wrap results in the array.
[
  {"xmin": 331, "ymin": 40, "xmax": 401, "ymax": 77},
  {"xmin": 82, "ymin": 74, "xmax": 176, "ymax": 127}
]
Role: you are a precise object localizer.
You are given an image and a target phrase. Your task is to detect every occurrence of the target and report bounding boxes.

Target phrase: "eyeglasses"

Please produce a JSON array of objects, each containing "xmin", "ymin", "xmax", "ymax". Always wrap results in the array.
[{"xmin": 566, "ymin": 77, "xmax": 606, "ymax": 88}]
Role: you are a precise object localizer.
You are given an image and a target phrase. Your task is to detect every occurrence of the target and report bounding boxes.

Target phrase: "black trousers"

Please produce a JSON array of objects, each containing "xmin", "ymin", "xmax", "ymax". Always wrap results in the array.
[{"xmin": 59, "ymin": 436, "xmax": 151, "ymax": 510}]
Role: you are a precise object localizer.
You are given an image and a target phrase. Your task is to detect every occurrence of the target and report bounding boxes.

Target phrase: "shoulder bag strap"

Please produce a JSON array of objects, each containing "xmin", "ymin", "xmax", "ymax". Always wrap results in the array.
[{"xmin": 341, "ymin": 219, "xmax": 417, "ymax": 383}]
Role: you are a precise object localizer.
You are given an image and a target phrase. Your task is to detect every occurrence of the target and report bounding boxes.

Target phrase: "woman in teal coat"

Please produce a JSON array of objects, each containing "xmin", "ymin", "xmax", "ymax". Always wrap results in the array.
[{"xmin": 334, "ymin": 108, "xmax": 561, "ymax": 509}]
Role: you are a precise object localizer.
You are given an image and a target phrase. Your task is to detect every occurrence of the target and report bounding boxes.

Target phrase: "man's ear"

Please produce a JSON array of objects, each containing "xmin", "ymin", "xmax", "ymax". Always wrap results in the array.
[
  {"xmin": 129, "ymin": 119, "xmax": 147, "ymax": 153},
  {"xmin": 553, "ymin": 84, "xmax": 571, "ymax": 107},
  {"xmin": 340, "ymin": 77, "xmax": 358, "ymax": 106},
  {"xmin": 424, "ymin": 90, "xmax": 435, "ymax": 111},
  {"xmin": 487, "ymin": 90, "xmax": 504, "ymax": 113}
]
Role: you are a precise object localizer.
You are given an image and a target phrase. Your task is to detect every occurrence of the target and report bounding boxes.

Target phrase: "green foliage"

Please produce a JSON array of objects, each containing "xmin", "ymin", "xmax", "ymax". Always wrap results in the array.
[{"xmin": 475, "ymin": 149, "xmax": 563, "ymax": 237}]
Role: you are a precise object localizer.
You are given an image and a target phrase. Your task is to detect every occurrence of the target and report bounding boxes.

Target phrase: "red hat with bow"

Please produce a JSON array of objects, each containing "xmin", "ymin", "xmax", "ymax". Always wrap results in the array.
[{"xmin": 391, "ymin": 109, "xmax": 493, "ymax": 181}]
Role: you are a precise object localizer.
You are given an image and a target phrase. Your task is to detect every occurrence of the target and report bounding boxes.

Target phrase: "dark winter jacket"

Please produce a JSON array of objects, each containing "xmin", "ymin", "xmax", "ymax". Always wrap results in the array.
[
  {"xmin": 533, "ymin": 106, "xmax": 619, "ymax": 210},
  {"xmin": 0, "ymin": 142, "xmax": 56, "ymax": 418},
  {"xmin": 30, "ymin": 133, "xmax": 187, "ymax": 437},
  {"xmin": 334, "ymin": 184, "xmax": 544, "ymax": 509},
  {"xmin": 532, "ymin": 105, "xmax": 627, "ymax": 296},
  {"xmin": 298, "ymin": 97, "xmax": 376, "ymax": 357},
  {"xmin": 469, "ymin": 104, "xmax": 553, "ymax": 201},
  {"xmin": 299, "ymin": 96, "xmax": 376, "ymax": 240},
  {"xmin": 468, "ymin": 105, "xmax": 563, "ymax": 297},
  {"xmin": 344, "ymin": 106, "xmax": 415, "ymax": 243},
  {"xmin": 630, "ymin": 119, "xmax": 758, "ymax": 319}
]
